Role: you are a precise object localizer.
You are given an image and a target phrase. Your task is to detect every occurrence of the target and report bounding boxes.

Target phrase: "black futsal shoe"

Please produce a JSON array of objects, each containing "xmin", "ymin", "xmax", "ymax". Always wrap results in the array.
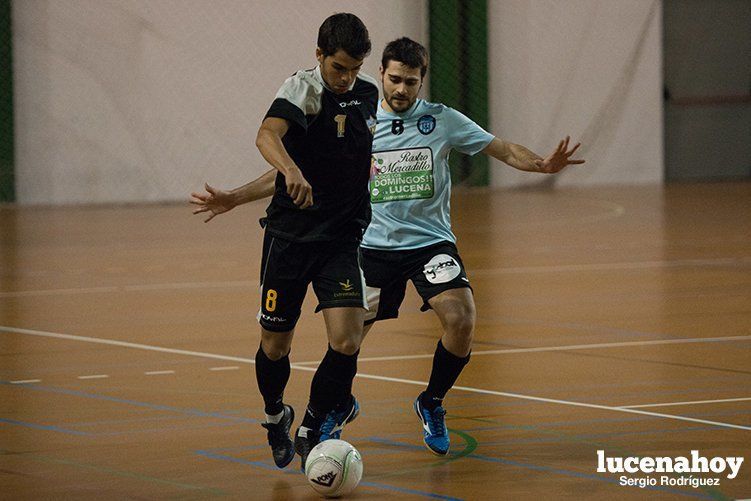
[{"xmin": 261, "ymin": 404, "xmax": 295, "ymax": 468}]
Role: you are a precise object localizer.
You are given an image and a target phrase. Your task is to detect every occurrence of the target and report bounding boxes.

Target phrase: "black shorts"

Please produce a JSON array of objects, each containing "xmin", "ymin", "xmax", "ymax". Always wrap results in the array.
[
  {"xmin": 257, "ymin": 232, "xmax": 367, "ymax": 332},
  {"xmin": 361, "ymin": 241, "xmax": 472, "ymax": 325}
]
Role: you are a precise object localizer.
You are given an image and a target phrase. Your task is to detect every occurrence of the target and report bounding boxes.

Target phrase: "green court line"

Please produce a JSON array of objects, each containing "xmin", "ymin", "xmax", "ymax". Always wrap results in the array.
[
  {"xmin": 451, "ymin": 416, "xmax": 731, "ymax": 501},
  {"xmin": 365, "ymin": 427, "xmax": 478, "ymax": 480},
  {"xmin": 0, "ymin": 0, "xmax": 14, "ymax": 202},
  {"xmin": 436, "ymin": 427, "xmax": 478, "ymax": 464},
  {"xmin": 0, "ymin": 449, "xmax": 227, "ymax": 496}
]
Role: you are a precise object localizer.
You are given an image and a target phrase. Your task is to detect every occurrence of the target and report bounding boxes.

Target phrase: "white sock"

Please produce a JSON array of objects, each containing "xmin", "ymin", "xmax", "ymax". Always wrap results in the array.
[{"xmin": 265, "ymin": 409, "xmax": 284, "ymax": 424}]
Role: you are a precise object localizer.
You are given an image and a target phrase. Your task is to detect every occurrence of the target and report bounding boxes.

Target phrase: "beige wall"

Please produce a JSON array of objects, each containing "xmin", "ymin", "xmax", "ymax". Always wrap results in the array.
[
  {"xmin": 488, "ymin": 0, "xmax": 663, "ymax": 187},
  {"xmin": 13, "ymin": 0, "xmax": 426, "ymax": 204},
  {"xmin": 14, "ymin": 0, "xmax": 666, "ymax": 203}
]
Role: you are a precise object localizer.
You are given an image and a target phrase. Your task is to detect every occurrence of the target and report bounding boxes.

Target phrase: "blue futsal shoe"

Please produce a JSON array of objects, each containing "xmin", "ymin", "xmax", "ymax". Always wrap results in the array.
[
  {"xmin": 294, "ymin": 397, "xmax": 360, "ymax": 472},
  {"xmin": 414, "ymin": 392, "xmax": 449, "ymax": 455},
  {"xmin": 321, "ymin": 395, "xmax": 360, "ymax": 441}
]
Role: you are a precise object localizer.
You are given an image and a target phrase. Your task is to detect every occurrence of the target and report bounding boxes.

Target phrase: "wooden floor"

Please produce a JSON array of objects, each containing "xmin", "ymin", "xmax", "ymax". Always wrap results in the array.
[{"xmin": 1, "ymin": 182, "xmax": 750, "ymax": 500}]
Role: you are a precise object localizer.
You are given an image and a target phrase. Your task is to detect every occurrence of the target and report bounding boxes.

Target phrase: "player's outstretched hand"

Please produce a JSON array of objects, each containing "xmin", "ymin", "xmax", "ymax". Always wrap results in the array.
[
  {"xmin": 190, "ymin": 183, "xmax": 237, "ymax": 223},
  {"xmin": 285, "ymin": 167, "xmax": 313, "ymax": 209},
  {"xmin": 535, "ymin": 136, "xmax": 585, "ymax": 173}
]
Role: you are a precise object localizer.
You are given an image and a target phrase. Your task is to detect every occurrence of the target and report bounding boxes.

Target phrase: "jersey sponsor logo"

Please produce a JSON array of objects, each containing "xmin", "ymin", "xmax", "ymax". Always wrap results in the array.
[
  {"xmin": 370, "ymin": 147, "xmax": 434, "ymax": 203},
  {"xmin": 423, "ymin": 254, "xmax": 461, "ymax": 284},
  {"xmin": 367, "ymin": 116, "xmax": 377, "ymax": 135},
  {"xmin": 338, "ymin": 99, "xmax": 362, "ymax": 108},
  {"xmin": 334, "ymin": 278, "xmax": 361, "ymax": 299},
  {"xmin": 260, "ymin": 313, "xmax": 288, "ymax": 323},
  {"xmin": 417, "ymin": 115, "xmax": 436, "ymax": 135}
]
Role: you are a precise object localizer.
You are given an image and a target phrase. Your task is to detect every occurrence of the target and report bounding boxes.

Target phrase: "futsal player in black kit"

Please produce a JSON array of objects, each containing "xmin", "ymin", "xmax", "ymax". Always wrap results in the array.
[{"xmin": 250, "ymin": 13, "xmax": 378, "ymax": 470}]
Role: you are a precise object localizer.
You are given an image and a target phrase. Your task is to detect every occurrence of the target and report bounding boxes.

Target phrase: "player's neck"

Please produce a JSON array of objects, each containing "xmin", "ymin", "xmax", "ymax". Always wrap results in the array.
[{"xmin": 381, "ymin": 98, "xmax": 418, "ymax": 115}]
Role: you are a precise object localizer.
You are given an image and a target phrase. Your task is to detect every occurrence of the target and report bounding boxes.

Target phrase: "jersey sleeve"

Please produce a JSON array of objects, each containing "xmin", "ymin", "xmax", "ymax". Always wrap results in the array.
[
  {"xmin": 445, "ymin": 107, "xmax": 494, "ymax": 155},
  {"xmin": 265, "ymin": 73, "xmax": 322, "ymax": 131}
]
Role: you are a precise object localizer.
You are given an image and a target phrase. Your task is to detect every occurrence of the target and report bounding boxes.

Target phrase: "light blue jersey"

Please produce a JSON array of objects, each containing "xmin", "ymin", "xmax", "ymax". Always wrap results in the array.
[{"xmin": 362, "ymin": 99, "xmax": 494, "ymax": 250}]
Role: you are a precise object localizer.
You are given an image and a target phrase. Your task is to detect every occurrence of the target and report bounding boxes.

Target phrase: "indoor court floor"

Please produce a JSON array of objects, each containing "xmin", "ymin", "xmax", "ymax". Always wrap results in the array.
[{"xmin": 1, "ymin": 182, "xmax": 750, "ymax": 500}]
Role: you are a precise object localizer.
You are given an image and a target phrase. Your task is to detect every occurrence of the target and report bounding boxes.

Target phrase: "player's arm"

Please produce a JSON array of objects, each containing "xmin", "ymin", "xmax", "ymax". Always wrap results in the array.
[
  {"xmin": 256, "ymin": 117, "xmax": 313, "ymax": 208},
  {"xmin": 190, "ymin": 169, "xmax": 276, "ymax": 223},
  {"xmin": 231, "ymin": 168, "xmax": 277, "ymax": 204},
  {"xmin": 483, "ymin": 135, "xmax": 584, "ymax": 174}
]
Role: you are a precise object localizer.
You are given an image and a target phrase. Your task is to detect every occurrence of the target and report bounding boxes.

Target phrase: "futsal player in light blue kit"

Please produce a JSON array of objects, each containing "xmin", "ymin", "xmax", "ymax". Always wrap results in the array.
[{"xmin": 191, "ymin": 37, "xmax": 584, "ymax": 456}]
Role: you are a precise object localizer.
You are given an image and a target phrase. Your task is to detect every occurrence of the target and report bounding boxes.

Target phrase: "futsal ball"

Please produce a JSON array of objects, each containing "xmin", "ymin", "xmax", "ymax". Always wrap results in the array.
[{"xmin": 305, "ymin": 439, "xmax": 363, "ymax": 498}]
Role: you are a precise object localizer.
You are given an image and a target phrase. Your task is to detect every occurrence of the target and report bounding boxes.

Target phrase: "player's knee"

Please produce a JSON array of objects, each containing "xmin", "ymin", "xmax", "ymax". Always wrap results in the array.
[
  {"xmin": 329, "ymin": 337, "xmax": 361, "ymax": 356},
  {"xmin": 443, "ymin": 305, "xmax": 475, "ymax": 340},
  {"xmin": 260, "ymin": 333, "xmax": 293, "ymax": 360},
  {"xmin": 262, "ymin": 344, "xmax": 290, "ymax": 361}
]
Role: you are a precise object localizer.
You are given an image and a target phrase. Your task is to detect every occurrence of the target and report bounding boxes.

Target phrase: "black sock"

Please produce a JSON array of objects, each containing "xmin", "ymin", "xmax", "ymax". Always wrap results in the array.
[
  {"xmin": 422, "ymin": 340, "xmax": 470, "ymax": 410},
  {"xmin": 300, "ymin": 404, "xmax": 323, "ymax": 430},
  {"xmin": 304, "ymin": 345, "xmax": 358, "ymax": 427},
  {"xmin": 255, "ymin": 345, "xmax": 290, "ymax": 416}
]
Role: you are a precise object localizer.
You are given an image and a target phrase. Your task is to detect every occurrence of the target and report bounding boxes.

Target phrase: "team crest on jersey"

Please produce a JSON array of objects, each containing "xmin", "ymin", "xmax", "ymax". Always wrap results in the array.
[{"xmin": 417, "ymin": 115, "xmax": 436, "ymax": 135}]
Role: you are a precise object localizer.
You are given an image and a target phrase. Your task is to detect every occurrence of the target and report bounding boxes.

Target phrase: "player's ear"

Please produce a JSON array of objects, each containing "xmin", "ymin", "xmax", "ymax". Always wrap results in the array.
[
  {"xmin": 379, "ymin": 65, "xmax": 384, "ymax": 77},
  {"xmin": 315, "ymin": 47, "xmax": 323, "ymax": 64}
]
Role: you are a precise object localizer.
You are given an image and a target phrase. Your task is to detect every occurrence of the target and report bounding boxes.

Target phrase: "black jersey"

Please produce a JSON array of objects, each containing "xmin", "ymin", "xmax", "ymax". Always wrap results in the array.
[{"xmin": 261, "ymin": 66, "xmax": 379, "ymax": 242}]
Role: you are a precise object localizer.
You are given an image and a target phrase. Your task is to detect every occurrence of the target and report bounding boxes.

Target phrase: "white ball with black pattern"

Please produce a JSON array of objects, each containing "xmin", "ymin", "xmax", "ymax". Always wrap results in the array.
[{"xmin": 305, "ymin": 439, "xmax": 363, "ymax": 498}]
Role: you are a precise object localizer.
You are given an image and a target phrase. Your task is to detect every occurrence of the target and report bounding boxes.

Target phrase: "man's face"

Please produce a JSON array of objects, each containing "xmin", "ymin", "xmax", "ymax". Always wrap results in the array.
[
  {"xmin": 317, "ymin": 48, "xmax": 364, "ymax": 94},
  {"xmin": 380, "ymin": 60, "xmax": 423, "ymax": 113}
]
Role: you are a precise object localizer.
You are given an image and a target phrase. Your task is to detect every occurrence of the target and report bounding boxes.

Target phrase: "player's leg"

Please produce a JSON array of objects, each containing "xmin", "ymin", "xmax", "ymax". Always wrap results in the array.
[
  {"xmin": 256, "ymin": 233, "xmax": 309, "ymax": 468},
  {"xmin": 424, "ymin": 287, "xmax": 475, "ymax": 402},
  {"xmin": 409, "ymin": 242, "xmax": 474, "ymax": 455},
  {"xmin": 298, "ymin": 306, "xmax": 364, "ymax": 440},
  {"xmin": 318, "ymin": 306, "xmax": 365, "ymax": 419},
  {"xmin": 347, "ymin": 247, "xmax": 406, "ymax": 422},
  {"xmin": 294, "ymin": 242, "xmax": 368, "ymax": 468},
  {"xmin": 317, "ymin": 247, "xmax": 407, "ymax": 434},
  {"xmin": 256, "ymin": 327, "xmax": 296, "ymax": 468},
  {"xmin": 256, "ymin": 327, "xmax": 294, "ymax": 421}
]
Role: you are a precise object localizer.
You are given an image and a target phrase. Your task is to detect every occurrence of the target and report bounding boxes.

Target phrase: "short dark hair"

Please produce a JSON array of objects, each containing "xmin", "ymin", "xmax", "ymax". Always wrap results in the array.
[
  {"xmin": 317, "ymin": 13, "xmax": 371, "ymax": 60},
  {"xmin": 381, "ymin": 37, "xmax": 428, "ymax": 77}
]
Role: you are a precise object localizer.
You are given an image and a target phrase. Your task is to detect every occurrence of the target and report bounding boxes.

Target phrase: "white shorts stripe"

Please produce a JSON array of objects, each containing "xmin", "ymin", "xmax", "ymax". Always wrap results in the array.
[{"xmin": 364, "ymin": 286, "xmax": 381, "ymax": 322}]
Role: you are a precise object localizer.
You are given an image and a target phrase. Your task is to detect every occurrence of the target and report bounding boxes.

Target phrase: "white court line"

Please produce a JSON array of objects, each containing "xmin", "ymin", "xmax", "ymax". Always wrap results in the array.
[
  {"xmin": 619, "ymin": 397, "xmax": 751, "ymax": 409},
  {"xmin": 10, "ymin": 379, "xmax": 42, "ymax": 384},
  {"xmin": 77, "ymin": 374, "xmax": 109, "ymax": 380},
  {"xmin": 144, "ymin": 370, "xmax": 176, "ymax": 376},
  {"xmin": 332, "ymin": 372, "xmax": 751, "ymax": 432},
  {"xmin": 0, "ymin": 286, "xmax": 120, "ymax": 297},
  {"xmin": 294, "ymin": 335, "xmax": 751, "ymax": 365},
  {"xmin": 0, "ymin": 280, "xmax": 257, "ymax": 298},
  {"xmin": 209, "ymin": 366, "xmax": 240, "ymax": 371},
  {"xmin": 2, "ymin": 257, "xmax": 748, "ymax": 299},
  {"xmin": 473, "ymin": 257, "xmax": 751, "ymax": 276},
  {"xmin": 121, "ymin": 281, "xmax": 256, "ymax": 292},
  {"xmin": 2, "ymin": 325, "xmax": 749, "ymax": 432},
  {"xmin": 0, "ymin": 326, "xmax": 253, "ymax": 364}
]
